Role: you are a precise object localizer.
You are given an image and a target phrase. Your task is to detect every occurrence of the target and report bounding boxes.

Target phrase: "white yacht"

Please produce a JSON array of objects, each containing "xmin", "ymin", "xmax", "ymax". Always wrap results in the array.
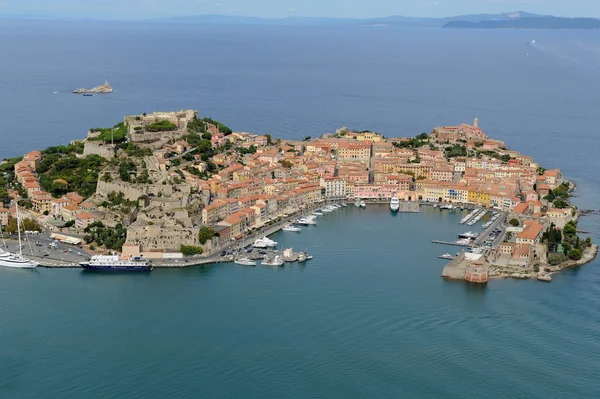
[
  {"xmin": 261, "ymin": 255, "xmax": 285, "ymax": 267},
  {"xmin": 234, "ymin": 257, "xmax": 256, "ymax": 266},
  {"xmin": 390, "ymin": 196, "xmax": 400, "ymax": 212},
  {"xmin": 297, "ymin": 217, "xmax": 316, "ymax": 226},
  {"xmin": 458, "ymin": 231, "xmax": 479, "ymax": 239},
  {"xmin": 354, "ymin": 200, "xmax": 361, "ymax": 208},
  {"xmin": 312, "ymin": 211, "xmax": 324, "ymax": 216},
  {"xmin": 0, "ymin": 205, "xmax": 39, "ymax": 269},
  {"xmin": 282, "ymin": 224, "xmax": 301, "ymax": 232},
  {"xmin": 340, "ymin": 202, "xmax": 347, "ymax": 207},
  {"xmin": 0, "ymin": 250, "xmax": 40, "ymax": 269},
  {"xmin": 359, "ymin": 201, "xmax": 366, "ymax": 208},
  {"xmin": 253, "ymin": 237, "xmax": 278, "ymax": 248},
  {"xmin": 321, "ymin": 206, "xmax": 335, "ymax": 213}
]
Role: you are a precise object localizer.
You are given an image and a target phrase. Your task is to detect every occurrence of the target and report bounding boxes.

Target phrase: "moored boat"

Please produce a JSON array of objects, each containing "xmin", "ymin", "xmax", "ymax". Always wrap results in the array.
[
  {"xmin": 79, "ymin": 255, "xmax": 152, "ymax": 271},
  {"xmin": 390, "ymin": 196, "xmax": 400, "ymax": 212},
  {"xmin": 297, "ymin": 216, "xmax": 316, "ymax": 226},
  {"xmin": 360, "ymin": 201, "xmax": 366, "ymax": 208},
  {"xmin": 458, "ymin": 231, "xmax": 479, "ymax": 239},
  {"xmin": 253, "ymin": 237, "xmax": 278, "ymax": 248},
  {"xmin": 282, "ymin": 224, "xmax": 301, "ymax": 232},
  {"xmin": 0, "ymin": 204, "xmax": 39, "ymax": 269},
  {"xmin": 234, "ymin": 257, "xmax": 256, "ymax": 266},
  {"xmin": 261, "ymin": 255, "xmax": 285, "ymax": 267}
]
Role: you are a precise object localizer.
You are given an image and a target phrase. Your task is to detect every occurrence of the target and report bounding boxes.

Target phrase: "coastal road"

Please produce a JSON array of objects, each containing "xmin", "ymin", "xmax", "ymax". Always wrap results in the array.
[{"xmin": 474, "ymin": 214, "xmax": 507, "ymax": 247}]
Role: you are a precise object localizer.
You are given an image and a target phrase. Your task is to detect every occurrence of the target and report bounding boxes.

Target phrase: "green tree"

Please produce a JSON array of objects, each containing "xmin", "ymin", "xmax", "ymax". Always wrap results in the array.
[
  {"xmin": 180, "ymin": 245, "xmax": 203, "ymax": 256},
  {"xmin": 89, "ymin": 122, "xmax": 127, "ymax": 143},
  {"xmin": 547, "ymin": 253, "xmax": 567, "ymax": 265},
  {"xmin": 5, "ymin": 218, "xmax": 41, "ymax": 234},
  {"xmin": 201, "ymin": 118, "xmax": 232, "ymax": 135},
  {"xmin": 553, "ymin": 199, "xmax": 569, "ymax": 209},
  {"xmin": 302, "ymin": 136, "xmax": 311, "ymax": 141},
  {"xmin": 562, "ymin": 242, "xmax": 572, "ymax": 255},
  {"xmin": 563, "ymin": 222, "xmax": 577, "ymax": 236},
  {"xmin": 264, "ymin": 134, "xmax": 273, "ymax": 145},
  {"xmin": 118, "ymin": 160, "xmax": 137, "ymax": 182},
  {"xmin": 509, "ymin": 218, "xmax": 520, "ymax": 227},
  {"xmin": 144, "ymin": 120, "xmax": 178, "ymax": 132},
  {"xmin": 568, "ymin": 248, "xmax": 582, "ymax": 260},
  {"xmin": 198, "ymin": 226, "xmax": 216, "ymax": 244}
]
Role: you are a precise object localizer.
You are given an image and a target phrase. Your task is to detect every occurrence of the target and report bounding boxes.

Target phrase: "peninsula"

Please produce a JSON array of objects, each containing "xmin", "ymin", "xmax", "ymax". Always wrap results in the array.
[
  {"xmin": 72, "ymin": 81, "xmax": 113, "ymax": 94},
  {"xmin": 0, "ymin": 111, "xmax": 595, "ymax": 282}
]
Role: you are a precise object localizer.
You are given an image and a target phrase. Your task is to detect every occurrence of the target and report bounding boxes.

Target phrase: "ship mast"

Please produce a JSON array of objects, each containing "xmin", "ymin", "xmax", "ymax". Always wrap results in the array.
[{"xmin": 16, "ymin": 203, "xmax": 23, "ymax": 258}]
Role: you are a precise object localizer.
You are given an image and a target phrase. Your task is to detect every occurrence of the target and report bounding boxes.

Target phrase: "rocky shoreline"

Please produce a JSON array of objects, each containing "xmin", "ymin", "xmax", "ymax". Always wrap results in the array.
[
  {"xmin": 72, "ymin": 81, "xmax": 113, "ymax": 94},
  {"xmin": 488, "ymin": 244, "xmax": 598, "ymax": 281}
]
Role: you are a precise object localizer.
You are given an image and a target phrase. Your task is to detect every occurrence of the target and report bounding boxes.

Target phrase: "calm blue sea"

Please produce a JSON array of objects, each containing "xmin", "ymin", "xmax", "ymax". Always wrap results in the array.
[{"xmin": 1, "ymin": 20, "xmax": 600, "ymax": 398}]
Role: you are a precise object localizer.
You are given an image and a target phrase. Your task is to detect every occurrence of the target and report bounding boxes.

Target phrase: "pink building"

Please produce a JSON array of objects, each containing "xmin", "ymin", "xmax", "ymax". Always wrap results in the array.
[{"xmin": 353, "ymin": 184, "xmax": 398, "ymax": 199}]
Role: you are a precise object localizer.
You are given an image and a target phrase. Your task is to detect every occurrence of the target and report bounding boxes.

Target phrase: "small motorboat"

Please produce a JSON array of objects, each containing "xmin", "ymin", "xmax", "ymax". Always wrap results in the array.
[
  {"xmin": 234, "ymin": 257, "xmax": 256, "ymax": 266},
  {"xmin": 282, "ymin": 224, "xmax": 301, "ymax": 232},
  {"xmin": 359, "ymin": 201, "xmax": 366, "ymax": 208}
]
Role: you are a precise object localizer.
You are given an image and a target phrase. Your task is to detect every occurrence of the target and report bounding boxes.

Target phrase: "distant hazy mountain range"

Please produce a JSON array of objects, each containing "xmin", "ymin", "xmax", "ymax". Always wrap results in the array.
[
  {"xmin": 160, "ymin": 11, "xmax": 600, "ymax": 29},
  {"xmin": 2, "ymin": 11, "xmax": 599, "ymax": 29},
  {"xmin": 443, "ymin": 17, "xmax": 600, "ymax": 30}
]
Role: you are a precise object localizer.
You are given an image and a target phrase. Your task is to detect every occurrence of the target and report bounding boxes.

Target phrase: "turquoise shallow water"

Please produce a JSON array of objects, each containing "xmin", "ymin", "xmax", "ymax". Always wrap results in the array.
[{"xmin": 1, "ymin": 207, "xmax": 599, "ymax": 398}]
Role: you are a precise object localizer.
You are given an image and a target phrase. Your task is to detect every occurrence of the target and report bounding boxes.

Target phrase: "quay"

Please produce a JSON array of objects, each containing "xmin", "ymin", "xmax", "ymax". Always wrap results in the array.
[
  {"xmin": 361, "ymin": 199, "xmax": 420, "ymax": 213},
  {"xmin": 432, "ymin": 240, "xmax": 472, "ymax": 247}
]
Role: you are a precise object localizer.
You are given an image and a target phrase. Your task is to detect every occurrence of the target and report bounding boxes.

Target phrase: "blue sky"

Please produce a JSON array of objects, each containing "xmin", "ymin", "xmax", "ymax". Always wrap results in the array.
[{"xmin": 1, "ymin": 0, "xmax": 599, "ymax": 19}]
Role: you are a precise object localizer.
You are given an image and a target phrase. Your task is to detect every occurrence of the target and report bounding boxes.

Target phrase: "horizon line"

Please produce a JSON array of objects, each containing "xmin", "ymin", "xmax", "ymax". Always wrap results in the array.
[{"xmin": 1, "ymin": 10, "xmax": 594, "ymax": 23}]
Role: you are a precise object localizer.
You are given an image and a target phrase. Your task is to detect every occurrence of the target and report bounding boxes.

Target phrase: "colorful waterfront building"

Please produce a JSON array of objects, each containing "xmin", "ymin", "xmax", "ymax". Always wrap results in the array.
[{"xmin": 468, "ymin": 189, "xmax": 491, "ymax": 207}]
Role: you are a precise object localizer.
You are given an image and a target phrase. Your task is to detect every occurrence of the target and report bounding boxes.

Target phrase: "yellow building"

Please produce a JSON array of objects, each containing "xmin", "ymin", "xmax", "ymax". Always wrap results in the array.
[
  {"xmin": 356, "ymin": 132, "xmax": 383, "ymax": 142},
  {"xmin": 468, "ymin": 190, "xmax": 491, "ymax": 206}
]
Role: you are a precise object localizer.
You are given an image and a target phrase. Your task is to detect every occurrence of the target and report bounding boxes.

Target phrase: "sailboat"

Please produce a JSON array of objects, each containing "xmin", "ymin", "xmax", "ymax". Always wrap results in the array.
[{"xmin": 0, "ymin": 205, "xmax": 39, "ymax": 269}]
